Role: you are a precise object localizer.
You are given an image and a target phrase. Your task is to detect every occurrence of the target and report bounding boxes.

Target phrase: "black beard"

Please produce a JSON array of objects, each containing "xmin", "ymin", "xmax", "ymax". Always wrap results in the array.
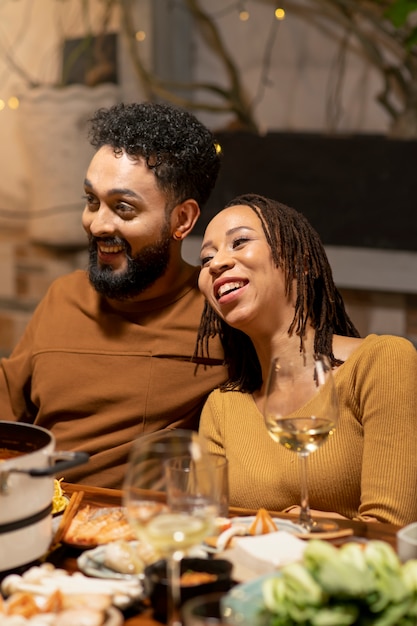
[{"xmin": 87, "ymin": 226, "xmax": 172, "ymax": 300}]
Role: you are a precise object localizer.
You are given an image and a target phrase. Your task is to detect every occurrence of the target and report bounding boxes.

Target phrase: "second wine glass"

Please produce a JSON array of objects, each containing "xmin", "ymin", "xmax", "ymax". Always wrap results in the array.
[
  {"xmin": 263, "ymin": 353, "xmax": 339, "ymax": 532},
  {"xmin": 123, "ymin": 429, "xmax": 219, "ymax": 626}
]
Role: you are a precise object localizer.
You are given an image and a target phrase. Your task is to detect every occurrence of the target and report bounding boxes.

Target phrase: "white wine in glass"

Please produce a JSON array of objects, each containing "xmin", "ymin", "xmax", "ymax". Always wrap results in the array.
[
  {"xmin": 264, "ymin": 353, "xmax": 339, "ymax": 531},
  {"xmin": 123, "ymin": 429, "xmax": 219, "ymax": 626}
]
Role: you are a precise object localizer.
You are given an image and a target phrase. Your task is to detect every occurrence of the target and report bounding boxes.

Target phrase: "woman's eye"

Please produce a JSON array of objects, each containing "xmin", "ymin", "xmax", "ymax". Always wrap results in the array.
[
  {"xmin": 200, "ymin": 256, "xmax": 212, "ymax": 267},
  {"xmin": 232, "ymin": 237, "xmax": 249, "ymax": 248}
]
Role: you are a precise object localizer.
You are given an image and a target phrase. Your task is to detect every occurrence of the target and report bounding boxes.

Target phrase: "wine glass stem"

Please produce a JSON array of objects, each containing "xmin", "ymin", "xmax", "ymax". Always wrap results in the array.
[
  {"xmin": 299, "ymin": 453, "xmax": 313, "ymax": 530},
  {"xmin": 167, "ymin": 550, "xmax": 184, "ymax": 626}
]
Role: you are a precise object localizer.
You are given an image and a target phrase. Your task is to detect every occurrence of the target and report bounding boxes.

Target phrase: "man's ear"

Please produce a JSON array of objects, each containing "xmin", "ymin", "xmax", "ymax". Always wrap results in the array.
[{"xmin": 171, "ymin": 199, "xmax": 201, "ymax": 239}]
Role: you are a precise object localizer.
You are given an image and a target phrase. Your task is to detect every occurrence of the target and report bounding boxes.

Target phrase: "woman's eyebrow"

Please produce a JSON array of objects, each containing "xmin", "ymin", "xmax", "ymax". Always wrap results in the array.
[{"xmin": 201, "ymin": 225, "xmax": 256, "ymax": 251}]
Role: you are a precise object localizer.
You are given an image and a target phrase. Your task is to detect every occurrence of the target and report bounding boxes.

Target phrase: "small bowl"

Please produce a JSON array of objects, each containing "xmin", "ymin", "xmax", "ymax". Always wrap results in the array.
[{"xmin": 143, "ymin": 557, "xmax": 233, "ymax": 622}]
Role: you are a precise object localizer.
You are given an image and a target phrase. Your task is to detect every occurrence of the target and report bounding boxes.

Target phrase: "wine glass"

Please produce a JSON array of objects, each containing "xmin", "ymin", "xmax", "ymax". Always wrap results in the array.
[
  {"xmin": 123, "ymin": 429, "xmax": 219, "ymax": 626},
  {"xmin": 263, "ymin": 353, "xmax": 339, "ymax": 532}
]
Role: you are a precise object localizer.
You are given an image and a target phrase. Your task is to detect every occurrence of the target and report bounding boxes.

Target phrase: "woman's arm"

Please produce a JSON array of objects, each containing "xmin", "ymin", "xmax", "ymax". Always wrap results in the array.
[{"xmin": 357, "ymin": 335, "xmax": 417, "ymax": 525}]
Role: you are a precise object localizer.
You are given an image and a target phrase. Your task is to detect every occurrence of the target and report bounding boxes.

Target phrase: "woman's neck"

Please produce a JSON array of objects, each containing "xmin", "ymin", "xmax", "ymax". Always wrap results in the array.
[{"xmin": 253, "ymin": 328, "xmax": 317, "ymax": 397}]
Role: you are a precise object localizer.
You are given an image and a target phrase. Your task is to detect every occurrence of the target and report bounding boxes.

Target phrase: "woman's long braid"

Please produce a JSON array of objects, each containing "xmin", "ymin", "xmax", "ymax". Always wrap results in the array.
[{"xmin": 195, "ymin": 193, "xmax": 360, "ymax": 392}]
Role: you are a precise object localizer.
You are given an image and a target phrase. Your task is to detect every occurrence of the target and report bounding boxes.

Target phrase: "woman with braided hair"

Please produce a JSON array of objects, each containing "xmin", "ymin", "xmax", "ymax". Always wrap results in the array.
[{"xmin": 196, "ymin": 193, "xmax": 417, "ymax": 525}]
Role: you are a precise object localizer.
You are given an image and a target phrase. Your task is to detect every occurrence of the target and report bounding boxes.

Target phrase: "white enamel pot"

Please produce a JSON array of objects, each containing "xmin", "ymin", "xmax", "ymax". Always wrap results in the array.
[{"xmin": 0, "ymin": 420, "xmax": 88, "ymax": 572}]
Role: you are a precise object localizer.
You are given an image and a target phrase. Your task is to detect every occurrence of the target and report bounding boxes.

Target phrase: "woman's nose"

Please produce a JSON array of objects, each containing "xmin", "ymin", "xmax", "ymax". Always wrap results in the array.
[{"xmin": 209, "ymin": 250, "xmax": 234, "ymax": 274}]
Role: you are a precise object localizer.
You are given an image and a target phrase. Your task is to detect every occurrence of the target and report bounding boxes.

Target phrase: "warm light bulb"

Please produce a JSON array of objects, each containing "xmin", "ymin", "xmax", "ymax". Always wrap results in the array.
[
  {"xmin": 8, "ymin": 96, "xmax": 19, "ymax": 110},
  {"xmin": 239, "ymin": 10, "xmax": 249, "ymax": 21},
  {"xmin": 275, "ymin": 7, "xmax": 285, "ymax": 20},
  {"xmin": 135, "ymin": 30, "xmax": 146, "ymax": 42}
]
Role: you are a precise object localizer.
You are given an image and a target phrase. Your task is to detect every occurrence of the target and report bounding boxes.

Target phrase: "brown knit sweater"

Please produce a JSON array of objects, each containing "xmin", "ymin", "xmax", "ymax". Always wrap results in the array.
[
  {"xmin": 199, "ymin": 334, "xmax": 417, "ymax": 526},
  {"xmin": 0, "ymin": 269, "xmax": 226, "ymax": 488}
]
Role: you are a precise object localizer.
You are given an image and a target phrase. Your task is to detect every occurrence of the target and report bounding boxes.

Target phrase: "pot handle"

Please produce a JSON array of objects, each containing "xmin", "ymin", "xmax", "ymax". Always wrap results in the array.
[{"xmin": 20, "ymin": 451, "xmax": 90, "ymax": 477}]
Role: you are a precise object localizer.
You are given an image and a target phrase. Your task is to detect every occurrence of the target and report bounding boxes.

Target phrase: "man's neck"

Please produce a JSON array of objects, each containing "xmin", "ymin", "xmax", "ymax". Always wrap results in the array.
[{"xmin": 103, "ymin": 260, "xmax": 198, "ymax": 311}]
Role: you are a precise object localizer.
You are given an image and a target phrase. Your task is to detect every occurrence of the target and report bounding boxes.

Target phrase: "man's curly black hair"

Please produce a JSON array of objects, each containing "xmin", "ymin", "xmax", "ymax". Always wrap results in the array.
[{"xmin": 88, "ymin": 101, "xmax": 221, "ymax": 210}]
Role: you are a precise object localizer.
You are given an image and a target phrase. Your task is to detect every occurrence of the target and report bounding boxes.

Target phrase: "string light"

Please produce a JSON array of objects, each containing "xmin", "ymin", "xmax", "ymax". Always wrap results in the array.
[
  {"xmin": 8, "ymin": 96, "xmax": 19, "ymax": 110},
  {"xmin": 238, "ymin": 0, "xmax": 249, "ymax": 21},
  {"xmin": 0, "ymin": 97, "xmax": 20, "ymax": 112},
  {"xmin": 0, "ymin": 1, "xmax": 285, "ymax": 114},
  {"xmin": 275, "ymin": 7, "xmax": 286, "ymax": 20},
  {"xmin": 135, "ymin": 30, "xmax": 146, "ymax": 42}
]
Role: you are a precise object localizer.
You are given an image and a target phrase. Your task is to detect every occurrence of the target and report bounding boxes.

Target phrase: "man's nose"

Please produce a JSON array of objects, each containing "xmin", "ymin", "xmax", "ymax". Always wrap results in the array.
[{"xmin": 88, "ymin": 206, "xmax": 116, "ymax": 237}]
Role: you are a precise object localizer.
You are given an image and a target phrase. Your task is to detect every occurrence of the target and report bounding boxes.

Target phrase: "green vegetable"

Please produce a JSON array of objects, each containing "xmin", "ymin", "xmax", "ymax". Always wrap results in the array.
[{"xmin": 260, "ymin": 539, "xmax": 417, "ymax": 625}]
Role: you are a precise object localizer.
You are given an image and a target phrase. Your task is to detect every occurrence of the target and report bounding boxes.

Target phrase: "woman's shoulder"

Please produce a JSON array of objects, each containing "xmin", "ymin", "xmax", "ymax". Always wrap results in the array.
[
  {"xmin": 206, "ymin": 387, "xmax": 256, "ymax": 407},
  {"xmin": 335, "ymin": 333, "xmax": 417, "ymax": 365}
]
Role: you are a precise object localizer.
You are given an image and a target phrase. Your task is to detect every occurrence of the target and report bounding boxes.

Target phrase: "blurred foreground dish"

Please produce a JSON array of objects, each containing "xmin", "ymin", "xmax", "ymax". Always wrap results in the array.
[{"xmin": 0, "ymin": 586, "xmax": 123, "ymax": 626}]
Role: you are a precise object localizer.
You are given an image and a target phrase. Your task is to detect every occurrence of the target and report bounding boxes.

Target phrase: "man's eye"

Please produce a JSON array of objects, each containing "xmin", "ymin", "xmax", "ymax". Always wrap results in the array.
[
  {"xmin": 83, "ymin": 194, "xmax": 98, "ymax": 207},
  {"xmin": 116, "ymin": 203, "xmax": 136, "ymax": 218}
]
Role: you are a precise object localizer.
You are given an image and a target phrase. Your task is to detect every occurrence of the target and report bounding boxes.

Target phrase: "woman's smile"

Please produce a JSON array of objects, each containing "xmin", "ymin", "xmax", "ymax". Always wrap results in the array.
[{"xmin": 214, "ymin": 277, "xmax": 249, "ymax": 302}]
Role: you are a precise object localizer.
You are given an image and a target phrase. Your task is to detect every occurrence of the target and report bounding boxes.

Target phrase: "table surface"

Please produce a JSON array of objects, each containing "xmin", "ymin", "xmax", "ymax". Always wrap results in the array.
[{"xmin": 47, "ymin": 483, "xmax": 402, "ymax": 626}]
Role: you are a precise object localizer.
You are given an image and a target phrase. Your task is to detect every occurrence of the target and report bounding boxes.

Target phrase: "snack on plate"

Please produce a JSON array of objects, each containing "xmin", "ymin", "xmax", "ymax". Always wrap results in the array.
[
  {"xmin": 0, "ymin": 587, "xmax": 112, "ymax": 625},
  {"xmin": 1, "ymin": 562, "xmax": 142, "ymax": 610},
  {"xmin": 102, "ymin": 540, "xmax": 155, "ymax": 574},
  {"xmin": 206, "ymin": 508, "xmax": 279, "ymax": 551},
  {"xmin": 52, "ymin": 478, "xmax": 68, "ymax": 515},
  {"xmin": 180, "ymin": 571, "xmax": 218, "ymax": 586},
  {"xmin": 64, "ymin": 506, "xmax": 136, "ymax": 546},
  {"xmin": 215, "ymin": 517, "xmax": 232, "ymax": 533},
  {"xmin": 247, "ymin": 508, "xmax": 278, "ymax": 535}
]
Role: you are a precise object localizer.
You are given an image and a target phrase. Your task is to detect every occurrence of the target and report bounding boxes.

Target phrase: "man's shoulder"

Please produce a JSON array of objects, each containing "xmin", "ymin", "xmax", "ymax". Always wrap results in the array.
[
  {"xmin": 46, "ymin": 269, "xmax": 89, "ymax": 290},
  {"xmin": 44, "ymin": 270, "xmax": 94, "ymax": 302}
]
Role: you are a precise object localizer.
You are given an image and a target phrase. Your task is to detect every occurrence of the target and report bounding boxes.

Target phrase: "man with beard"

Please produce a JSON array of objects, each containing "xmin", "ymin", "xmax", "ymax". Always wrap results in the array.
[{"xmin": 0, "ymin": 102, "xmax": 226, "ymax": 488}]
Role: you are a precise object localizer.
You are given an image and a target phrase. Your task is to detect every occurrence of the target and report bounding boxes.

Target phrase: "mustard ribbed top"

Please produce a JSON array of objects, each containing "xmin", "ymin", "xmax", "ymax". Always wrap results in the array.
[{"xmin": 199, "ymin": 334, "xmax": 417, "ymax": 525}]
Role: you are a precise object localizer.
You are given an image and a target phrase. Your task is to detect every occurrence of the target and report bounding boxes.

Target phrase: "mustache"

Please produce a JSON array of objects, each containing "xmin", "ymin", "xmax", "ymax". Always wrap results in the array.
[
  {"xmin": 88, "ymin": 236, "xmax": 133, "ymax": 261},
  {"xmin": 90, "ymin": 236, "xmax": 127, "ymax": 248}
]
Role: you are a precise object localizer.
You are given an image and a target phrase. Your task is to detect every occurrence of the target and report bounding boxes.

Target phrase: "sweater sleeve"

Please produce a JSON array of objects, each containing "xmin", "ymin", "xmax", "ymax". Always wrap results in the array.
[
  {"xmin": 354, "ymin": 335, "xmax": 417, "ymax": 525},
  {"xmin": 0, "ymin": 366, "xmax": 18, "ymax": 420},
  {"xmin": 0, "ymin": 305, "xmax": 40, "ymax": 423},
  {"xmin": 199, "ymin": 390, "xmax": 227, "ymax": 457}
]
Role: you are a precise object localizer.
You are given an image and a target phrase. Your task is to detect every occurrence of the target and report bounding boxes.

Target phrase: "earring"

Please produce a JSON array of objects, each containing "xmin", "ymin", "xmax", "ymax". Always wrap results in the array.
[{"xmin": 173, "ymin": 230, "xmax": 183, "ymax": 240}]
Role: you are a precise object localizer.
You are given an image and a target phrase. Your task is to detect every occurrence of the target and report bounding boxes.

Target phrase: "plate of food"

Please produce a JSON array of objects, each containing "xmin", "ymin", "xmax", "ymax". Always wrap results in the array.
[
  {"xmin": 221, "ymin": 573, "xmax": 271, "ymax": 626},
  {"xmin": 222, "ymin": 538, "xmax": 417, "ymax": 626},
  {"xmin": 0, "ymin": 596, "xmax": 124, "ymax": 626},
  {"xmin": 63, "ymin": 506, "xmax": 136, "ymax": 549},
  {"xmin": 1, "ymin": 562, "xmax": 143, "ymax": 611},
  {"xmin": 205, "ymin": 509, "xmax": 307, "ymax": 552},
  {"xmin": 78, "ymin": 540, "xmax": 151, "ymax": 580}
]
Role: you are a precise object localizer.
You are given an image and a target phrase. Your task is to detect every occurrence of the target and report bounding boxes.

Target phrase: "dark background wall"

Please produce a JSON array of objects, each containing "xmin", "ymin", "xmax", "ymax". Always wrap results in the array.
[{"xmin": 198, "ymin": 132, "xmax": 417, "ymax": 253}]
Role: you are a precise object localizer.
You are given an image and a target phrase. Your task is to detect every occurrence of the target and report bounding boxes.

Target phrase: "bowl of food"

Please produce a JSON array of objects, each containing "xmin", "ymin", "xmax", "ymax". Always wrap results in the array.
[{"xmin": 143, "ymin": 557, "xmax": 233, "ymax": 622}]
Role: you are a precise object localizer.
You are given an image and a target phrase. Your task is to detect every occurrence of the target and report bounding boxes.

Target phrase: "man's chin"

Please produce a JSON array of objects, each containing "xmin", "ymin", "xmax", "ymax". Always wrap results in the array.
[{"xmin": 97, "ymin": 260, "xmax": 127, "ymax": 274}]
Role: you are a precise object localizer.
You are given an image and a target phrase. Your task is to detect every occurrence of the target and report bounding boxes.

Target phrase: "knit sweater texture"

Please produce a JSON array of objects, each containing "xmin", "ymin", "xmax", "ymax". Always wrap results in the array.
[
  {"xmin": 0, "ymin": 269, "xmax": 226, "ymax": 488},
  {"xmin": 199, "ymin": 334, "xmax": 417, "ymax": 526}
]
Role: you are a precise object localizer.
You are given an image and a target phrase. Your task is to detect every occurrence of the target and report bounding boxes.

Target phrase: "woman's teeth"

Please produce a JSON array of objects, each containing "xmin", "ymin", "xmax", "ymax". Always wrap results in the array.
[{"xmin": 217, "ymin": 281, "xmax": 245, "ymax": 298}]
